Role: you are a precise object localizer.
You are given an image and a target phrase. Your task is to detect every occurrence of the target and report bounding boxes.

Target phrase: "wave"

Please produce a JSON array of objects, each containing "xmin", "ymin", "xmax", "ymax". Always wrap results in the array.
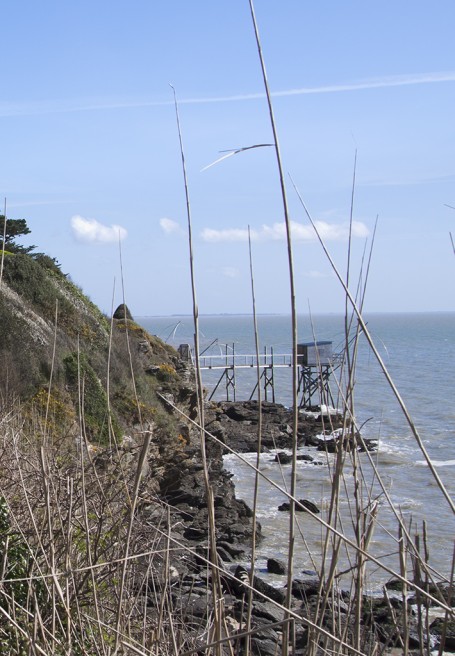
[{"xmin": 415, "ymin": 459, "xmax": 455, "ymax": 467}]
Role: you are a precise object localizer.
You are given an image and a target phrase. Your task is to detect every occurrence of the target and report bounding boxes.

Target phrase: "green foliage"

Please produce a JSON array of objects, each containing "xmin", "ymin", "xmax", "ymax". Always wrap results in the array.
[
  {"xmin": 157, "ymin": 362, "xmax": 178, "ymax": 381},
  {"xmin": 2, "ymin": 253, "xmax": 64, "ymax": 320},
  {"xmin": 32, "ymin": 252, "xmax": 64, "ymax": 276},
  {"xmin": 62, "ymin": 277, "xmax": 110, "ymax": 334},
  {"xmin": 0, "ymin": 499, "xmax": 33, "ymax": 608},
  {"xmin": 112, "ymin": 387, "xmax": 157, "ymax": 424},
  {"xmin": 0, "ymin": 297, "xmax": 51, "ymax": 399},
  {"xmin": 0, "ymin": 216, "xmax": 35, "ymax": 254},
  {"xmin": 0, "ymin": 497, "xmax": 45, "ymax": 654},
  {"xmin": 1, "ymin": 253, "xmax": 103, "ymax": 338},
  {"xmin": 30, "ymin": 388, "xmax": 76, "ymax": 438},
  {"xmin": 63, "ymin": 352, "xmax": 120, "ymax": 444}
]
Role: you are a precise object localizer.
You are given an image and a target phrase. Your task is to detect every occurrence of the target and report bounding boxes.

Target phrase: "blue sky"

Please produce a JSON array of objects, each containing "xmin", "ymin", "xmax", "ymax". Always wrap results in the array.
[{"xmin": 2, "ymin": 1, "xmax": 454, "ymax": 316}]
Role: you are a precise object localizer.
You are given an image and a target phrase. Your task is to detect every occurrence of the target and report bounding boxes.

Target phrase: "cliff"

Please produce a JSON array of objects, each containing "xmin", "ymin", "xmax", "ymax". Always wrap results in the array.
[
  {"xmin": 0, "ymin": 252, "xmax": 192, "ymax": 442},
  {"xmin": 0, "ymin": 250, "xmax": 257, "ymax": 652}
]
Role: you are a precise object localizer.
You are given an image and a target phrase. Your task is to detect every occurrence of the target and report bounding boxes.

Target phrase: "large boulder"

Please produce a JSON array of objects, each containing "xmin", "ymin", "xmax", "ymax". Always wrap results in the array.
[{"xmin": 113, "ymin": 303, "xmax": 133, "ymax": 320}]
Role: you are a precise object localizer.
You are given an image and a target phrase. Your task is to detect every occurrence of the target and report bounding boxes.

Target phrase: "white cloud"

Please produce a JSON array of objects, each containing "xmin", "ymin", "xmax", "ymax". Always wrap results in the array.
[
  {"xmin": 71, "ymin": 216, "xmax": 127, "ymax": 243},
  {"xmin": 201, "ymin": 220, "xmax": 369, "ymax": 243},
  {"xmin": 201, "ymin": 227, "xmax": 259, "ymax": 242},
  {"xmin": 159, "ymin": 217, "xmax": 185, "ymax": 236}
]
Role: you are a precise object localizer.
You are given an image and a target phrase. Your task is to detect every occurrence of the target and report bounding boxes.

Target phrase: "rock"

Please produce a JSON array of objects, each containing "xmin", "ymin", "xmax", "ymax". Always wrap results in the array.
[
  {"xmin": 267, "ymin": 558, "xmax": 288, "ymax": 575},
  {"xmin": 274, "ymin": 452, "xmax": 292, "ymax": 464},
  {"xmin": 362, "ymin": 596, "xmax": 410, "ymax": 646},
  {"xmin": 217, "ymin": 541, "xmax": 245, "ymax": 559},
  {"xmin": 291, "ymin": 579, "xmax": 321, "ymax": 602},
  {"xmin": 385, "ymin": 578, "xmax": 404, "ymax": 591},
  {"xmin": 173, "ymin": 591, "xmax": 213, "ymax": 619},
  {"xmin": 229, "ymin": 565, "xmax": 286, "ymax": 605},
  {"xmin": 430, "ymin": 618, "xmax": 455, "ymax": 651},
  {"xmin": 278, "ymin": 499, "xmax": 320, "ymax": 514},
  {"xmin": 296, "ymin": 454, "xmax": 314, "ymax": 462},
  {"xmin": 183, "ymin": 526, "xmax": 207, "ymax": 541},
  {"xmin": 216, "ymin": 545, "xmax": 234, "ymax": 563},
  {"xmin": 206, "ymin": 401, "xmax": 349, "ymax": 453},
  {"xmin": 359, "ymin": 438, "xmax": 378, "ymax": 452},
  {"xmin": 298, "ymin": 499, "xmax": 320, "ymax": 513},
  {"xmin": 316, "ymin": 431, "xmax": 377, "ymax": 453},
  {"xmin": 113, "ymin": 303, "xmax": 133, "ymax": 320},
  {"xmin": 229, "ymin": 565, "xmax": 250, "ymax": 597},
  {"xmin": 250, "ymin": 601, "xmax": 284, "ymax": 624},
  {"xmin": 251, "ymin": 637, "xmax": 281, "ymax": 656},
  {"xmin": 224, "ymin": 404, "xmax": 259, "ymax": 422},
  {"xmin": 317, "ymin": 438, "xmax": 338, "ymax": 453},
  {"xmin": 417, "ymin": 581, "xmax": 455, "ymax": 606},
  {"xmin": 251, "ymin": 573, "xmax": 286, "ymax": 605}
]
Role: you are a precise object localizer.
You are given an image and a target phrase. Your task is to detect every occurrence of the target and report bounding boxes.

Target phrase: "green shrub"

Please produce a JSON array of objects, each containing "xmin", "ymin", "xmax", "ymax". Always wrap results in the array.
[
  {"xmin": 63, "ymin": 352, "xmax": 120, "ymax": 444},
  {"xmin": 0, "ymin": 497, "xmax": 46, "ymax": 653},
  {"xmin": 1, "ymin": 253, "xmax": 76, "ymax": 327},
  {"xmin": 32, "ymin": 252, "xmax": 65, "ymax": 276}
]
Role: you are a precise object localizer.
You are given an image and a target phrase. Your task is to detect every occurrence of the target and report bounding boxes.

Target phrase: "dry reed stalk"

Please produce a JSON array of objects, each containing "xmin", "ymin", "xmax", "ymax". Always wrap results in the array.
[
  {"xmin": 292, "ymin": 178, "xmax": 455, "ymax": 515},
  {"xmin": 305, "ymin": 306, "xmax": 365, "ymax": 654},
  {"xmin": 330, "ymin": 375, "xmax": 448, "ymax": 591},
  {"xmin": 78, "ymin": 419, "xmax": 106, "ymax": 651},
  {"xmin": 0, "ymin": 604, "xmax": 49, "ymax": 655},
  {"xmin": 171, "ymin": 84, "xmax": 224, "ymax": 655},
  {"xmin": 244, "ymin": 225, "xmax": 262, "ymax": 655},
  {"xmin": 286, "ymin": 174, "xmax": 455, "ymax": 652},
  {"xmin": 60, "ymin": 472, "xmax": 371, "ymax": 656},
  {"xmin": 156, "ymin": 521, "xmax": 171, "ymax": 646},
  {"xmin": 65, "ymin": 475, "xmax": 74, "ymax": 654},
  {"xmin": 0, "ymin": 408, "xmax": 448, "ymax": 652},
  {"xmin": 39, "ymin": 447, "xmax": 57, "ymax": 653},
  {"xmin": 292, "ymin": 176, "xmax": 453, "ymax": 646},
  {"xmin": 0, "ymin": 199, "xmax": 6, "ymax": 287},
  {"xmin": 118, "ymin": 237, "xmax": 144, "ymax": 437},
  {"xmin": 114, "ymin": 430, "xmax": 152, "ymax": 648},
  {"xmin": 347, "ymin": 275, "xmax": 369, "ymax": 650},
  {"xmin": 42, "ymin": 299, "xmax": 59, "ymax": 451},
  {"xmin": 399, "ymin": 525, "xmax": 409, "ymax": 656},
  {"xmin": 106, "ymin": 278, "xmax": 116, "ymax": 451},
  {"xmin": 247, "ymin": 3, "xmax": 299, "ymax": 653},
  {"xmin": 162, "ymin": 392, "xmax": 454, "ymax": 615},
  {"xmin": 437, "ymin": 542, "xmax": 455, "ymax": 656}
]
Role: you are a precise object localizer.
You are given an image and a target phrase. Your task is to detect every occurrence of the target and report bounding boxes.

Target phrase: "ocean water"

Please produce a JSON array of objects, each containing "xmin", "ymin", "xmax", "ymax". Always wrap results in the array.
[{"xmin": 139, "ymin": 313, "xmax": 455, "ymax": 587}]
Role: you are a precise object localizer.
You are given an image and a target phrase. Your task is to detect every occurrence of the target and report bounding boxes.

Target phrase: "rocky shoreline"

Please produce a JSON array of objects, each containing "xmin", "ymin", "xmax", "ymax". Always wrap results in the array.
[
  {"xmin": 151, "ymin": 399, "xmax": 454, "ymax": 654},
  {"xmin": 1, "ymin": 245, "xmax": 451, "ymax": 652}
]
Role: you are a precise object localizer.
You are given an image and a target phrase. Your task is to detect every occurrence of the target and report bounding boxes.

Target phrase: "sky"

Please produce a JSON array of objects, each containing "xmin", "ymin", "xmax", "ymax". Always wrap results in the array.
[{"xmin": 1, "ymin": 1, "xmax": 454, "ymax": 317}]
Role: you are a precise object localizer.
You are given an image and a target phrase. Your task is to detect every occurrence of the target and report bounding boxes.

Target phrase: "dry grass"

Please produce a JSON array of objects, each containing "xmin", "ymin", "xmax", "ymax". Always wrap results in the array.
[{"xmin": 0, "ymin": 4, "xmax": 453, "ymax": 656}]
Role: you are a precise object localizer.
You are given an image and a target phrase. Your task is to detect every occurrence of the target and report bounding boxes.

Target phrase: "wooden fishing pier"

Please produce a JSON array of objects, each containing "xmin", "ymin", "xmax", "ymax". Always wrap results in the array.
[{"xmin": 178, "ymin": 341, "xmax": 342, "ymax": 409}]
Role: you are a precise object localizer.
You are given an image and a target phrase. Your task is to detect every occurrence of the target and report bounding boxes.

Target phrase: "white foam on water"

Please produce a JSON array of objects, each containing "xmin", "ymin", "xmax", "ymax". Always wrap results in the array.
[{"xmin": 416, "ymin": 459, "xmax": 455, "ymax": 467}]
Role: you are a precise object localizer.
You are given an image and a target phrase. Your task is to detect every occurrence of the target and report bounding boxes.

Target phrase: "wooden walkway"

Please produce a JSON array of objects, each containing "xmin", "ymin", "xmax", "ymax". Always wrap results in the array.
[{"xmin": 179, "ymin": 343, "xmax": 341, "ymax": 407}]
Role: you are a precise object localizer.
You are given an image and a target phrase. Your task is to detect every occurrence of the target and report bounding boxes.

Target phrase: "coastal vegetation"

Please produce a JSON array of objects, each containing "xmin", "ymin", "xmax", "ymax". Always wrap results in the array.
[
  {"xmin": 0, "ymin": 215, "xmax": 454, "ymax": 656},
  {"xmin": 0, "ymin": 6, "xmax": 454, "ymax": 656}
]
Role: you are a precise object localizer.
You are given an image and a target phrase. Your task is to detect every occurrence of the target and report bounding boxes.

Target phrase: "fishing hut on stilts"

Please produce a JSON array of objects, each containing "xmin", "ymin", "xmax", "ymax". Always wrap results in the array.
[
  {"xmin": 296, "ymin": 341, "xmax": 336, "ymax": 409},
  {"xmin": 178, "ymin": 339, "xmax": 340, "ymax": 409}
]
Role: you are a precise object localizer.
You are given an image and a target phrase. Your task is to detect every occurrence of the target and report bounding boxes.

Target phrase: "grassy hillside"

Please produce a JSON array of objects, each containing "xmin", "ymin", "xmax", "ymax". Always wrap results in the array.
[{"xmin": 0, "ymin": 250, "xmax": 196, "ymax": 446}]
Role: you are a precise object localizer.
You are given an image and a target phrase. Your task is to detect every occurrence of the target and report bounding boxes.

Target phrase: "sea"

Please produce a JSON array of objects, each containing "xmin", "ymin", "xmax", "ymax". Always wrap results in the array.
[{"xmin": 138, "ymin": 313, "xmax": 455, "ymax": 588}]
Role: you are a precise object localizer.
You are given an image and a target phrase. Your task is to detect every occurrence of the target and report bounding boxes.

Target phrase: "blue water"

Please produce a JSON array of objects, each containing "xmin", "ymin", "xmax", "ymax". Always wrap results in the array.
[{"xmin": 139, "ymin": 312, "xmax": 455, "ymax": 585}]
